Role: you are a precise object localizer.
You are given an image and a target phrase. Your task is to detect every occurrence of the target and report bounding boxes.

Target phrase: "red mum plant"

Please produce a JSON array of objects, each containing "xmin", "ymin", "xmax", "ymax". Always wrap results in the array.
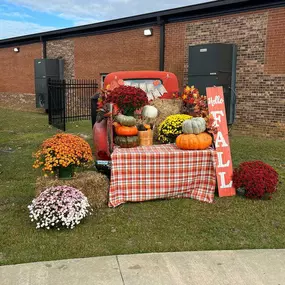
[
  {"xmin": 232, "ymin": 161, "xmax": 279, "ymax": 199},
  {"xmin": 105, "ymin": 85, "xmax": 148, "ymax": 115}
]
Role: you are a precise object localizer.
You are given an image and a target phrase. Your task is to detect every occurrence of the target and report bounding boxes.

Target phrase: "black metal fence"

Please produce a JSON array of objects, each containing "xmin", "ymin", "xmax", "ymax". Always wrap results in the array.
[{"xmin": 48, "ymin": 79, "xmax": 98, "ymax": 131}]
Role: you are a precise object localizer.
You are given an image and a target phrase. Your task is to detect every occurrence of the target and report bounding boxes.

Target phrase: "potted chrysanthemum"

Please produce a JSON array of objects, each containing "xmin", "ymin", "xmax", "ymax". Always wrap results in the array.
[
  {"xmin": 158, "ymin": 114, "xmax": 192, "ymax": 143},
  {"xmin": 233, "ymin": 160, "xmax": 279, "ymax": 199},
  {"xmin": 33, "ymin": 133, "xmax": 93, "ymax": 179},
  {"xmin": 105, "ymin": 85, "xmax": 148, "ymax": 116},
  {"xmin": 28, "ymin": 186, "xmax": 93, "ymax": 230}
]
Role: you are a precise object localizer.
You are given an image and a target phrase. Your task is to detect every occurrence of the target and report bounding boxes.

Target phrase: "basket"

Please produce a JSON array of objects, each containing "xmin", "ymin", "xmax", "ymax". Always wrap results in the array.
[{"xmin": 138, "ymin": 129, "xmax": 153, "ymax": 146}]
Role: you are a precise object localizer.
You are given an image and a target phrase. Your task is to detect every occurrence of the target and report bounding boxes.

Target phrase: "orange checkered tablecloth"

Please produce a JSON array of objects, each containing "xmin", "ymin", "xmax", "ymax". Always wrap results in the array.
[{"xmin": 108, "ymin": 144, "xmax": 217, "ymax": 207}]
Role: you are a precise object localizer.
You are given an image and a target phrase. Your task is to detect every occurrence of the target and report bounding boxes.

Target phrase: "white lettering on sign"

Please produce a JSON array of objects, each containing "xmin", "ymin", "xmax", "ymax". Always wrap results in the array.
[
  {"xmin": 206, "ymin": 86, "xmax": 236, "ymax": 197},
  {"xmin": 218, "ymin": 172, "xmax": 233, "ymax": 189},
  {"xmin": 215, "ymin": 131, "xmax": 228, "ymax": 148},
  {"xmin": 211, "ymin": 111, "xmax": 224, "ymax": 127},
  {"xmin": 208, "ymin": 96, "xmax": 224, "ymax": 107},
  {"xmin": 217, "ymin": 152, "xmax": 230, "ymax": 168}
]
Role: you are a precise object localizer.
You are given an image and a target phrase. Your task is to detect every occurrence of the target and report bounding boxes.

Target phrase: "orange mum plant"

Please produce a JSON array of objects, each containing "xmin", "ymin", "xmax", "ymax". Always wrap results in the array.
[{"xmin": 33, "ymin": 133, "xmax": 93, "ymax": 175}]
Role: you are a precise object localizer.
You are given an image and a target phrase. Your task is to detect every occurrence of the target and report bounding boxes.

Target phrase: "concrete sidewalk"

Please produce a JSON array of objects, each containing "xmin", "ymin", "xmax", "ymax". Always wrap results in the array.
[{"xmin": 1, "ymin": 249, "xmax": 285, "ymax": 285}]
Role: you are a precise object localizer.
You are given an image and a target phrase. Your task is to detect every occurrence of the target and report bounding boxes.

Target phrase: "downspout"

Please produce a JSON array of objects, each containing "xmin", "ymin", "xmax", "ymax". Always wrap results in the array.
[
  {"xmin": 158, "ymin": 16, "xmax": 165, "ymax": 71},
  {"xmin": 41, "ymin": 36, "xmax": 47, "ymax": 59}
]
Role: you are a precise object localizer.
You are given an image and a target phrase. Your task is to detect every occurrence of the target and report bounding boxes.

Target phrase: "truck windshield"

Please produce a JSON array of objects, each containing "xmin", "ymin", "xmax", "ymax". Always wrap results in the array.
[{"xmin": 123, "ymin": 79, "xmax": 167, "ymax": 101}]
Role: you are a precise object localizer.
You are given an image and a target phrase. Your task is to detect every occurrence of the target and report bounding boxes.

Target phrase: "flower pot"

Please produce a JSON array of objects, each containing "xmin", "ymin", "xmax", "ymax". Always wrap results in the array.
[
  {"xmin": 138, "ymin": 129, "xmax": 153, "ymax": 146},
  {"xmin": 58, "ymin": 165, "xmax": 74, "ymax": 179},
  {"xmin": 236, "ymin": 187, "xmax": 246, "ymax": 196}
]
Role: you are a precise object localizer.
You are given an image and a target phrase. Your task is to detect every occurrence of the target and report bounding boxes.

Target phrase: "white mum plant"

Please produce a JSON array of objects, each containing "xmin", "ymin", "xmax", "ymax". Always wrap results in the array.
[{"xmin": 28, "ymin": 186, "xmax": 93, "ymax": 230}]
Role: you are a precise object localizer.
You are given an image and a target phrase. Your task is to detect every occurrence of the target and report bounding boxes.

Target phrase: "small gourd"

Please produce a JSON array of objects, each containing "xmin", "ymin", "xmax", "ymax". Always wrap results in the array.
[
  {"xmin": 115, "ymin": 114, "xmax": 136, "ymax": 127},
  {"xmin": 114, "ymin": 136, "xmax": 139, "ymax": 148},
  {"xmin": 113, "ymin": 122, "xmax": 138, "ymax": 136},
  {"xmin": 182, "ymin": 117, "xmax": 206, "ymax": 134},
  {"xmin": 143, "ymin": 124, "xmax": 151, "ymax": 130},
  {"xmin": 176, "ymin": 132, "xmax": 212, "ymax": 150},
  {"xmin": 142, "ymin": 105, "xmax": 158, "ymax": 119}
]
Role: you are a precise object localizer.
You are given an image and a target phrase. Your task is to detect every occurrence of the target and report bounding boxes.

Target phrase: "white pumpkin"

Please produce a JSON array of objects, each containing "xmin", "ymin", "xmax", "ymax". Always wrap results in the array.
[
  {"xmin": 182, "ymin": 117, "xmax": 206, "ymax": 134},
  {"xmin": 142, "ymin": 105, "xmax": 158, "ymax": 119}
]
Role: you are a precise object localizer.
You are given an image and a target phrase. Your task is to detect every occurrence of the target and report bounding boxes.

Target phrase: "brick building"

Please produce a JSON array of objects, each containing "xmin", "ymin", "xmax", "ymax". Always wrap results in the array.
[{"xmin": 0, "ymin": 0, "xmax": 284, "ymax": 137}]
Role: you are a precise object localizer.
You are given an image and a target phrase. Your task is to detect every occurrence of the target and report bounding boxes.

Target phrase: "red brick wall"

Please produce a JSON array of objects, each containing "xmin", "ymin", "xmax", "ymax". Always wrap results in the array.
[
  {"xmin": 181, "ymin": 9, "xmax": 285, "ymax": 138},
  {"xmin": 1, "ymin": 6, "xmax": 284, "ymax": 137},
  {"xmin": 165, "ymin": 22, "xmax": 186, "ymax": 89},
  {"xmin": 47, "ymin": 39, "xmax": 74, "ymax": 79},
  {"xmin": 163, "ymin": 8, "xmax": 285, "ymax": 138},
  {"xmin": 74, "ymin": 27, "xmax": 160, "ymax": 84},
  {"xmin": 0, "ymin": 43, "xmax": 42, "ymax": 93},
  {"xmin": 265, "ymin": 7, "xmax": 285, "ymax": 75}
]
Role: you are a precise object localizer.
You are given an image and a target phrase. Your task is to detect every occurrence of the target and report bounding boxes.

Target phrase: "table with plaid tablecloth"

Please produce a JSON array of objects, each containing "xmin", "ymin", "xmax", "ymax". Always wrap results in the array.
[{"xmin": 108, "ymin": 144, "xmax": 217, "ymax": 207}]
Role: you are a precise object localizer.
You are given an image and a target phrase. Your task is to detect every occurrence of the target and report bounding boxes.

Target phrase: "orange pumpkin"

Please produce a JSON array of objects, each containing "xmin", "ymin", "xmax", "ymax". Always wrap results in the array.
[
  {"xmin": 113, "ymin": 122, "xmax": 138, "ymax": 136},
  {"xmin": 176, "ymin": 132, "xmax": 212, "ymax": 150}
]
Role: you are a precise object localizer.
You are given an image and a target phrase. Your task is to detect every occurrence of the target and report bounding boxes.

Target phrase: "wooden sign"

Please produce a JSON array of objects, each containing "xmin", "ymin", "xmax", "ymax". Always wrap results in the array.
[{"xmin": 206, "ymin": 86, "xmax": 236, "ymax": 197}]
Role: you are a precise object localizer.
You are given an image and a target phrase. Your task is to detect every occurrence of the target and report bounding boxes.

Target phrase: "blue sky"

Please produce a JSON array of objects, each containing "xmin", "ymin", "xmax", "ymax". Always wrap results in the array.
[{"xmin": 0, "ymin": 0, "xmax": 214, "ymax": 40}]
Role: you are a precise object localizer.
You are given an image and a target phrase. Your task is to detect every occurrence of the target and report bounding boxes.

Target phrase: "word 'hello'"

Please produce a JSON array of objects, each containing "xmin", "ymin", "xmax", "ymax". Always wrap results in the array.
[{"xmin": 208, "ymin": 96, "xmax": 224, "ymax": 107}]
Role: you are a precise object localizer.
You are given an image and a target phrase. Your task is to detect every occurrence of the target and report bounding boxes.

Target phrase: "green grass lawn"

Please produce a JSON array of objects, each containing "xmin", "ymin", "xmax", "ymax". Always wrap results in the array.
[{"xmin": 0, "ymin": 108, "xmax": 284, "ymax": 265}]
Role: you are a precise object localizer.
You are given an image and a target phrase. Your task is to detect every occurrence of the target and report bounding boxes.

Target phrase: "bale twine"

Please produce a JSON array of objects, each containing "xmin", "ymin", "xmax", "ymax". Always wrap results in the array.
[
  {"xmin": 152, "ymin": 98, "xmax": 182, "ymax": 141},
  {"xmin": 35, "ymin": 171, "xmax": 109, "ymax": 209}
]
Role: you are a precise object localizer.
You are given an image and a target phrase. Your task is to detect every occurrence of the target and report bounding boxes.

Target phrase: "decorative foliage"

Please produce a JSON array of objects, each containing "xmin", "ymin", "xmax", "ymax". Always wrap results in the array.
[
  {"xmin": 232, "ymin": 161, "xmax": 279, "ymax": 199},
  {"xmin": 176, "ymin": 133, "xmax": 212, "ymax": 150},
  {"xmin": 158, "ymin": 114, "xmax": 192, "ymax": 143},
  {"xmin": 173, "ymin": 85, "xmax": 217, "ymax": 134},
  {"xmin": 33, "ymin": 133, "xmax": 93, "ymax": 175},
  {"xmin": 96, "ymin": 90, "xmax": 120, "ymax": 123},
  {"xmin": 105, "ymin": 85, "xmax": 148, "ymax": 115},
  {"xmin": 28, "ymin": 186, "xmax": 93, "ymax": 230}
]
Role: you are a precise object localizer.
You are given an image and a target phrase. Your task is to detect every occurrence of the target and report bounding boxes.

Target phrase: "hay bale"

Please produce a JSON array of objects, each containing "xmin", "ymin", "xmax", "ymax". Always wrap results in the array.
[
  {"xmin": 152, "ymin": 98, "xmax": 182, "ymax": 141},
  {"xmin": 35, "ymin": 171, "xmax": 109, "ymax": 209}
]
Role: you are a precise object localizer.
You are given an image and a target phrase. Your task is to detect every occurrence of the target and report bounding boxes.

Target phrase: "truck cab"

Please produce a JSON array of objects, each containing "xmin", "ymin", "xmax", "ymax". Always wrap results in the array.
[{"xmin": 91, "ymin": 70, "xmax": 179, "ymax": 174}]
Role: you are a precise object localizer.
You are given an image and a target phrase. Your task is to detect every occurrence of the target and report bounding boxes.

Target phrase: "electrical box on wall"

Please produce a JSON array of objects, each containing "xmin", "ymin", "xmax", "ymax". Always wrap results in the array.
[
  {"xmin": 34, "ymin": 59, "xmax": 64, "ymax": 109},
  {"xmin": 188, "ymin": 43, "xmax": 237, "ymax": 125}
]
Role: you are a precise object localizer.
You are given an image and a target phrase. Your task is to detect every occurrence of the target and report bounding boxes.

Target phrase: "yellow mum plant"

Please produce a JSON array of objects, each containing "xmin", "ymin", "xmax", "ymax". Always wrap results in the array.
[
  {"xmin": 158, "ymin": 114, "xmax": 192, "ymax": 143},
  {"xmin": 33, "ymin": 133, "xmax": 93, "ymax": 175}
]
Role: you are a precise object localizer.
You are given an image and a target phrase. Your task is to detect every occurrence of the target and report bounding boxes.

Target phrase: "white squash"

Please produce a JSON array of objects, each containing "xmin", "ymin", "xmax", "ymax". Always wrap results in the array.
[
  {"xmin": 182, "ymin": 117, "xmax": 206, "ymax": 134},
  {"xmin": 142, "ymin": 105, "xmax": 158, "ymax": 119}
]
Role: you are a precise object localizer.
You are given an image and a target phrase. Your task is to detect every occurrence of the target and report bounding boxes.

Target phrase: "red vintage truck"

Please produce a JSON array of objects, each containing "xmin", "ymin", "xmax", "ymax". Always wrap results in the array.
[{"xmin": 91, "ymin": 71, "xmax": 179, "ymax": 173}]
